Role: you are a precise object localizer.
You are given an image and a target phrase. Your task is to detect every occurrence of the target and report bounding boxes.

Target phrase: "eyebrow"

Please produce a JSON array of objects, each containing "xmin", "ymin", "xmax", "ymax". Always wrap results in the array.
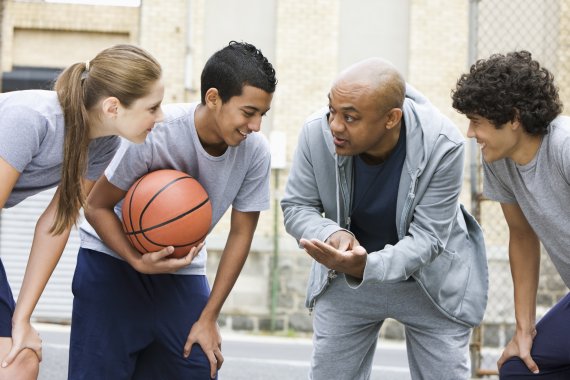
[
  {"xmin": 149, "ymin": 100, "xmax": 162, "ymax": 109},
  {"xmin": 327, "ymin": 94, "xmax": 358, "ymax": 113},
  {"xmin": 243, "ymin": 105, "xmax": 271, "ymax": 115}
]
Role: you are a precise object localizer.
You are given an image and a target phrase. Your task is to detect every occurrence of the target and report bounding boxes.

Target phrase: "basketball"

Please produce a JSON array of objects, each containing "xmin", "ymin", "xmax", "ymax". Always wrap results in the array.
[{"xmin": 121, "ymin": 169, "xmax": 212, "ymax": 258}]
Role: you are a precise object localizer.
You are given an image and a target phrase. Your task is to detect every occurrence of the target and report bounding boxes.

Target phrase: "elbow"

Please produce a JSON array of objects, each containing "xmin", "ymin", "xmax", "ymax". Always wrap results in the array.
[{"xmin": 83, "ymin": 201, "xmax": 101, "ymax": 226}]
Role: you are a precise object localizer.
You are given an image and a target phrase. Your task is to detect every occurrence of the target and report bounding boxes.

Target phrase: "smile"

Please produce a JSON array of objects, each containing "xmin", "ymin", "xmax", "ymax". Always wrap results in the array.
[{"xmin": 238, "ymin": 129, "xmax": 248, "ymax": 138}]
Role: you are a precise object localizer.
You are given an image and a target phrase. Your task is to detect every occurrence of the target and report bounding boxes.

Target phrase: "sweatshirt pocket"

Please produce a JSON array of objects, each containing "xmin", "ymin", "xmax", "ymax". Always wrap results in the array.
[{"xmin": 418, "ymin": 247, "xmax": 471, "ymax": 319}]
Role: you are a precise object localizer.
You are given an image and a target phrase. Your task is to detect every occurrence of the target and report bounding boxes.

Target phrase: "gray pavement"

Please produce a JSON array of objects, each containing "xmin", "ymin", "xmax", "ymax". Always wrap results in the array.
[
  {"xmin": 36, "ymin": 323, "xmax": 501, "ymax": 379},
  {"xmin": 36, "ymin": 323, "xmax": 412, "ymax": 380}
]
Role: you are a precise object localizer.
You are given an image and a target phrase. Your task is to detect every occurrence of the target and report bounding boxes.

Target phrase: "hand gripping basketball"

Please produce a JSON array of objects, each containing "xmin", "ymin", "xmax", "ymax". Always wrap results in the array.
[{"xmin": 122, "ymin": 169, "xmax": 212, "ymax": 258}]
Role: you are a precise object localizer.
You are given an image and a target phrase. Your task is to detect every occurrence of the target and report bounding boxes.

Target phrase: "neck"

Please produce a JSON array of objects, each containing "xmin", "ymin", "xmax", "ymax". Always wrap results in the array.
[
  {"xmin": 194, "ymin": 103, "xmax": 228, "ymax": 156},
  {"xmin": 511, "ymin": 133, "xmax": 542, "ymax": 165},
  {"xmin": 86, "ymin": 110, "xmax": 107, "ymax": 139},
  {"xmin": 360, "ymin": 123, "xmax": 402, "ymax": 165}
]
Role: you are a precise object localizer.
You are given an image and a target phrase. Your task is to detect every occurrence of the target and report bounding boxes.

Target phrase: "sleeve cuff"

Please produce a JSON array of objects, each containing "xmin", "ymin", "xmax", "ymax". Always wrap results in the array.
[{"xmin": 345, "ymin": 251, "xmax": 385, "ymax": 289}]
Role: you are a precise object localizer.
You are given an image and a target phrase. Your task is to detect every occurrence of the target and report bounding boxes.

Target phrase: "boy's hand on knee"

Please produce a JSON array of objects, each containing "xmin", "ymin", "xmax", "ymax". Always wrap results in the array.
[
  {"xmin": 183, "ymin": 318, "xmax": 223, "ymax": 379},
  {"xmin": 497, "ymin": 328, "xmax": 539, "ymax": 374}
]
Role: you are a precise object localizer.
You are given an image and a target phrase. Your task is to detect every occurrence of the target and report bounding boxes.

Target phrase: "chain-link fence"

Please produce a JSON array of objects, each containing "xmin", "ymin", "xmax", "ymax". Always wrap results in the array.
[{"xmin": 469, "ymin": 0, "xmax": 570, "ymax": 377}]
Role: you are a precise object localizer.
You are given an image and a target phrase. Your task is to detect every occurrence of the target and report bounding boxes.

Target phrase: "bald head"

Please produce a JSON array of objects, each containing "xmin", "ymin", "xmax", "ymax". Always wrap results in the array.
[{"xmin": 333, "ymin": 58, "xmax": 405, "ymax": 113}]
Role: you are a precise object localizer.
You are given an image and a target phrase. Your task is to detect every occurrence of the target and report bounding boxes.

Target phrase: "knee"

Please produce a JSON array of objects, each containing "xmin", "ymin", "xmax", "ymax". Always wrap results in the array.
[
  {"xmin": 499, "ymin": 358, "xmax": 533, "ymax": 379},
  {"xmin": 0, "ymin": 349, "xmax": 39, "ymax": 380}
]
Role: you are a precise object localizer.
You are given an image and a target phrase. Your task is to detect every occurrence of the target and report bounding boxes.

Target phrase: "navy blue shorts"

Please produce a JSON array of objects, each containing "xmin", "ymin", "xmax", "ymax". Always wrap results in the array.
[
  {"xmin": 500, "ymin": 292, "xmax": 570, "ymax": 379},
  {"xmin": 68, "ymin": 248, "xmax": 215, "ymax": 380},
  {"xmin": 0, "ymin": 258, "xmax": 15, "ymax": 337}
]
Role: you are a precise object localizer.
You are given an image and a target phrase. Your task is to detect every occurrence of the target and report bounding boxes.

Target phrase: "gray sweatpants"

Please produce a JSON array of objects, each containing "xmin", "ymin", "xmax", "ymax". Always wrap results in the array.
[{"xmin": 310, "ymin": 274, "xmax": 472, "ymax": 380}]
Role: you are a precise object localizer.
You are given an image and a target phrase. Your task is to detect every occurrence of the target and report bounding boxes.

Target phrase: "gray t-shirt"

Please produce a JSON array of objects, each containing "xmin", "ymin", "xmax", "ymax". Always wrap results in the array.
[
  {"xmin": 483, "ymin": 115, "xmax": 570, "ymax": 288},
  {"xmin": 79, "ymin": 102, "xmax": 271, "ymax": 275},
  {"xmin": 0, "ymin": 90, "xmax": 120, "ymax": 208}
]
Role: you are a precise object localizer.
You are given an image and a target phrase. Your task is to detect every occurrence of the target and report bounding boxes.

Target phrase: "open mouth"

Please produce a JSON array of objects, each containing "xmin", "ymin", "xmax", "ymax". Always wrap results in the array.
[
  {"xmin": 333, "ymin": 135, "xmax": 347, "ymax": 146},
  {"xmin": 238, "ymin": 129, "xmax": 248, "ymax": 138}
]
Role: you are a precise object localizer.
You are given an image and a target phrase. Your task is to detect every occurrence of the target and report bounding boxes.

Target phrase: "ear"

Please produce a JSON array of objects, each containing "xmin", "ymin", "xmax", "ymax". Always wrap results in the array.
[
  {"xmin": 385, "ymin": 108, "xmax": 403, "ymax": 130},
  {"xmin": 510, "ymin": 109, "xmax": 522, "ymax": 131},
  {"xmin": 205, "ymin": 88, "xmax": 221, "ymax": 110},
  {"xmin": 101, "ymin": 97, "xmax": 120, "ymax": 119}
]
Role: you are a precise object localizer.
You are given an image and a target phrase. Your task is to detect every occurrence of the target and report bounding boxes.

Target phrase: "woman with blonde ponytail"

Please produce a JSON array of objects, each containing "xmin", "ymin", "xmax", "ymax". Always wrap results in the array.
[{"xmin": 0, "ymin": 44, "xmax": 164, "ymax": 379}]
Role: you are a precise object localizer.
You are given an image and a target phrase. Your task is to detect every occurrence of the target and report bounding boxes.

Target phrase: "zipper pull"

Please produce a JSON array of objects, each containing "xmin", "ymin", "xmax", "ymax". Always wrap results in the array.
[{"xmin": 327, "ymin": 270, "xmax": 337, "ymax": 281}]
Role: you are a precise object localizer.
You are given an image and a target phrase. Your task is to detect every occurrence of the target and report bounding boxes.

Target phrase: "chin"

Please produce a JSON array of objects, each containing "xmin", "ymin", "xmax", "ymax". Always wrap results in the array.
[
  {"xmin": 129, "ymin": 134, "xmax": 147, "ymax": 144},
  {"xmin": 334, "ymin": 148, "xmax": 353, "ymax": 157},
  {"xmin": 230, "ymin": 137, "xmax": 245, "ymax": 147},
  {"xmin": 481, "ymin": 153, "xmax": 499, "ymax": 163}
]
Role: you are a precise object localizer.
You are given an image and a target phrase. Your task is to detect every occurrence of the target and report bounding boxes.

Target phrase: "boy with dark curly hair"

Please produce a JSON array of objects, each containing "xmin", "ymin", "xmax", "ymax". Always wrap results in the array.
[{"xmin": 452, "ymin": 50, "xmax": 570, "ymax": 379}]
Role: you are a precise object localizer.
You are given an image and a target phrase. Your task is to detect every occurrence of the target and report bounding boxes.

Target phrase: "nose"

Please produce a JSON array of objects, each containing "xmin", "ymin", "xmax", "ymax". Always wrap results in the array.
[
  {"xmin": 155, "ymin": 107, "xmax": 165, "ymax": 123},
  {"xmin": 466, "ymin": 122, "xmax": 475, "ymax": 138},
  {"xmin": 329, "ymin": 112, "xmax": 344, "ymax": 133},
  {"xmin": 247, "ymin": 116, "xmax": 262, "ymax": 132}
]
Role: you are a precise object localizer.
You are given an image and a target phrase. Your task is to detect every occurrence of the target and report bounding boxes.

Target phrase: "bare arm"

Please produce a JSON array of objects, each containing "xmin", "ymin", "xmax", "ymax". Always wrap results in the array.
[
  {"xmin": 0, "ymin": 158, "xmax": 92, "ymax": 367},
  {"xmin": 497, "ymin": 202, "xmax": 541, "ymax": 374},
  {"xmin": 84, "ymin": 175, "xmax": 201, "ymax": 274},
  {"xmin": 183, "ymin": 209, "xmax": 260, "ymax": 378}
]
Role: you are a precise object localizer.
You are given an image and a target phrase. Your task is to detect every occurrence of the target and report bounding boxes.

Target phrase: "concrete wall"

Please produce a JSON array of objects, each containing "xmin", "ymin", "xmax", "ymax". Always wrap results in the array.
[{"xmin": 1, "ymin": 1, "xmax": 138, "ymax": 70}]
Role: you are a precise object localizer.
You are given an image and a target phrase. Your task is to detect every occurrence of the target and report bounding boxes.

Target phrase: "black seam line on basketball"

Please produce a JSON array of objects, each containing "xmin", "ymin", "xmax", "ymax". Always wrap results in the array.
[
  {"xmin": 125, "ymin": 197, "xmax": 210, "ymax": 235},
  {"xmin": 132, "ymin": 231, "xmax": 208, "ymax": 249},
  {"xmin": 136, "ymin": 175, "xmax": 192, "ymax": 232},
  {"xmin": 128, "ymin": 176, "xmax": 149, "ymax": 252}
]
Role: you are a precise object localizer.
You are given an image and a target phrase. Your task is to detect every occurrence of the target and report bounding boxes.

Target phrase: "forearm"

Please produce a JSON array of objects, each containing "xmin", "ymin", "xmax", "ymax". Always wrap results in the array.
[
  {"xmin": 201, "ymin": 210, "xmax": 258, "ymax": 321},
  {"xmin": 201, "ymin": 236, "xmax": 251, "ymax": 321},
  {"xmin": 13, "ymin": 210, "xmax": 70, "ymax": 323},
  {"xmin": 283, "ymin": 207, "xmax": 343, "ymax": 243},
  {"xmin": 509, "ymin": 235, "xmax": 540, "ymax": 332},
  {"xmin": 84, "ymin": 206, "xmax": 142, "ymax": 268}
]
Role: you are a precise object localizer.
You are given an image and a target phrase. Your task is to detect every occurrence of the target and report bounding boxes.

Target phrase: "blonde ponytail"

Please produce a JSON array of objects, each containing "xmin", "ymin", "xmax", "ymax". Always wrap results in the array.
[{"xmin": 51, "ymin": 45, "xmax": 162, "ymax": 234}]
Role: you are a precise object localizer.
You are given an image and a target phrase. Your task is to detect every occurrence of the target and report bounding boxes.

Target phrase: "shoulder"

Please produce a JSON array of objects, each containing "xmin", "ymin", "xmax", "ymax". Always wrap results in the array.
[
  {"xmin": 547, "ymin": 116, "xmax": 570, "ymax": 149},
  {"xmin": 242, "ymin": 132, "xmax": 270, "ymax": 160},
  {"xmin": 403, "ymin": 85, "xmax": 464, "ymax": 149},
  {"xmin": 0, "ymin": 91, "xmax": 62, "ymax": 140},
  {"xmin": 146, "ymin": 103, "xmax": 196, "ymax": 141},
  {"xmin": 303, "ymin": 107, "xmax": 329, "ymax": 133},
  {"xmin": 298, "ymin": 107, "xmax": 332, "ymax": 148},
  {"xmin": 0, "ymin": 90, "xmax": 61, "ymax": 116},
  {"xmin": 89, "ymin": 135, "xmax": 121, "ymax": 151},
  {"xmin": 161, "ymin": 103, "xmax": 196, "ymax": 123},
  {"xmin": 483, "ymin": 157, "xmax": 516, "ymax": 186}
]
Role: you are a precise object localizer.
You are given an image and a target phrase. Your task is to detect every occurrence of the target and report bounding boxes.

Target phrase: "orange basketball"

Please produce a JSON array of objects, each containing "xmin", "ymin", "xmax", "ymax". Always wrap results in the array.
[{"xmin": 121, "ymin": 169, "xmax": 212, "ymax": 258}]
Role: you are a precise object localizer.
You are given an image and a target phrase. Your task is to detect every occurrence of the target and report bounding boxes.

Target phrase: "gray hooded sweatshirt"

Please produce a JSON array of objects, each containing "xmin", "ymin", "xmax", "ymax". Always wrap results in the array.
[{"xmin": 281, "ymin": 84, "xmax": 488, "ymax": 327}]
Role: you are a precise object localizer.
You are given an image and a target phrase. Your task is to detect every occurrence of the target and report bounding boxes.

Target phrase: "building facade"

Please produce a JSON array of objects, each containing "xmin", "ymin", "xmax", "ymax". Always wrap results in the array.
[{"xmin": 1, "ymin": 1, "xmax": 568, "ymax": 354}]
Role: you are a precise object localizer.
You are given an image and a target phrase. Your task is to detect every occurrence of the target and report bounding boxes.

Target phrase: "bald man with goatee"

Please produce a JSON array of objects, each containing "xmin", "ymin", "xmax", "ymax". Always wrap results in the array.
[{"xmin": 282, "ymin": 58, "xmax": 488, "ymax": 380}]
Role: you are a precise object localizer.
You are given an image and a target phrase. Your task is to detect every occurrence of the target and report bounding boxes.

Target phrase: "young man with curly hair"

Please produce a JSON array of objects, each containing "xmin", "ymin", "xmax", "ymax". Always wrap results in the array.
[{"xmin": 452, "ymin": 50, "xmax": 570, "ymax": 379}]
